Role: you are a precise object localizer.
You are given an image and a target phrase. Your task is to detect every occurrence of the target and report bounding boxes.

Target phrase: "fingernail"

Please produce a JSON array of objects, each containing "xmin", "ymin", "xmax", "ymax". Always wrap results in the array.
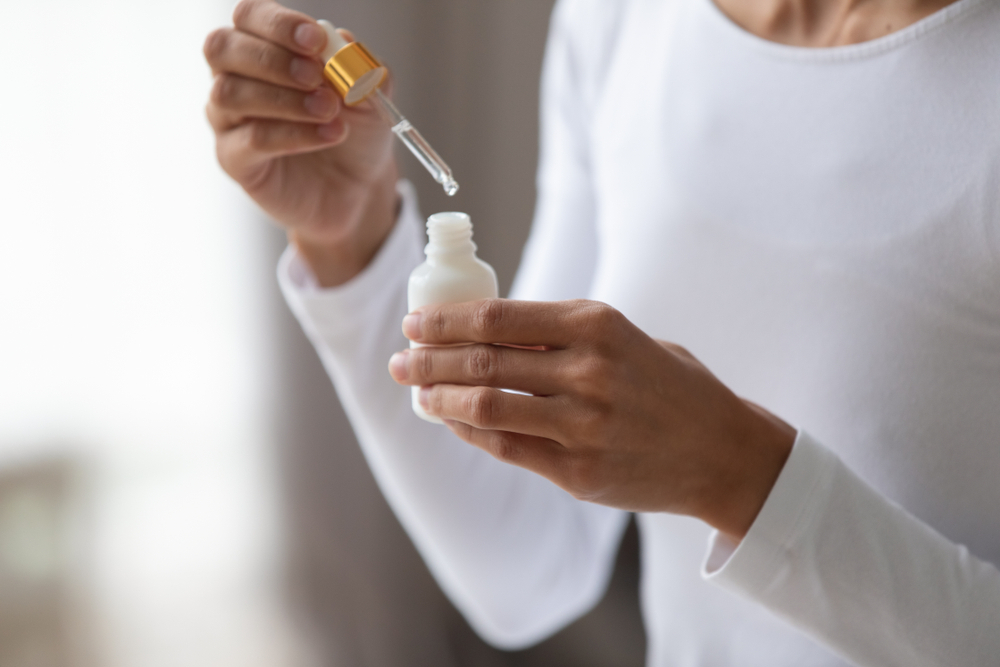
[
  {"xmin": 290, "ymin": 57, "xmax": 322, "ymax": 87},
  {"xmin": 388, "ymin": 351, "xmax": 409, "ymax": 381},
  {"xmin": 418, "ymin": 386, "xmax": 431, "ymax": 410},
  {"xmin": 317, "ymin": 120, "xmax": 341, "ymax": 141},
  {"xmin": 304, "ymin": 89, "xmax": 334, "ymax": 117},
  {"xmin": 402, "ymin": 312, "xmax": 422, "ymax": 341},
  {"xmin": 294, "ymin": 23, "xmax": 324, "ymax": 51}
]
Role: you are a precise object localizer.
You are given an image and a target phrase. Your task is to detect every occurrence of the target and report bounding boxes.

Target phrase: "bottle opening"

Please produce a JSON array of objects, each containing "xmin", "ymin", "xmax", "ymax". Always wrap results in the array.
[
  {"xmin": 427, "ymin": 212, "xmax": 470, "ymax": 231},
  {"xmin": 426, "ymin": 212, "xmax": 474, "ymax": 251}
]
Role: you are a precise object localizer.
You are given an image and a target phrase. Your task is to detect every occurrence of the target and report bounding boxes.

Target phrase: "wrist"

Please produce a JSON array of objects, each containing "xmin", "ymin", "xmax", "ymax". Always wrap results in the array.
[
  {"xmin": 291, "ymin": 163, "xmax": 401, "ymax": 288},
  {"xmin": 700, "ymin": 402, "xmax": 796, "ymax": 542}
]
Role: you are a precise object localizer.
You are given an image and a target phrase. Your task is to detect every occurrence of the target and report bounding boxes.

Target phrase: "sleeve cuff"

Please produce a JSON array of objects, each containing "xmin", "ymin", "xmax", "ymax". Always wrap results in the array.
[
  {"xmin": 701, "ymin": 430, "xmax": 839, "ymax": 593},
  {"xmin": 278, "ymin": 179, "xmax": 424, "ymax": 336}
]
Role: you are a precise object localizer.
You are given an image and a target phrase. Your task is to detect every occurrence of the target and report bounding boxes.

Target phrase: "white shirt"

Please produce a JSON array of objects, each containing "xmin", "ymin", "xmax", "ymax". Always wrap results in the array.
[{"xmin": 279, "ymin": 0, "xmax": 1000, "ymax": 664}]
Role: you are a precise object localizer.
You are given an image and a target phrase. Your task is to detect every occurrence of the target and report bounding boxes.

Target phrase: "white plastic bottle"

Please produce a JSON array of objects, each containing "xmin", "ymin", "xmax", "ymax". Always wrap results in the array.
[{"xmin": 408, "ymin": 212, "xmax": 499, "ymax": 423}]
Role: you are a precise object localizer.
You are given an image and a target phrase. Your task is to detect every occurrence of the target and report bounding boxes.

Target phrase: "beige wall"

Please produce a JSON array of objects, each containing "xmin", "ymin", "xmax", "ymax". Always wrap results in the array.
[{"xmin": 261, "ymin": 2, "xmax": 646, "ymax": 664}]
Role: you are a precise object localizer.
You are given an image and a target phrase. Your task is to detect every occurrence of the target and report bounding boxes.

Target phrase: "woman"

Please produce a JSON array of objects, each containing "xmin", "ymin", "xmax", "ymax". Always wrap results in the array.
[{"xmin": 203, "ymin": 0, "xmax": 1000, "ymax": 663}]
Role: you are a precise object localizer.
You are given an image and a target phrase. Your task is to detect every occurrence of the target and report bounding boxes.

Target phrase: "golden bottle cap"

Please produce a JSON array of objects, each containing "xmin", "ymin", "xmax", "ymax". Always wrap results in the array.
[{"xmin": 323, "ymin": 41, "xmax": 388, "ymax": 106}]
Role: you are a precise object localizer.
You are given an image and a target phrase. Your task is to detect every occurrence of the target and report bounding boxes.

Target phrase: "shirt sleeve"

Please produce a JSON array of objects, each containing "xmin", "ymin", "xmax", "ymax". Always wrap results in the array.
[
  {"xmin": 703, "ymin": 430, "xmax": 1000, "ymax": 666},
  {"xmin": 279, "ymin": 179, "xmax": 626, "ymax": 650},
  {"xmin": 278, "ymin": 0, "xmax": 633, "ymax": 649}
]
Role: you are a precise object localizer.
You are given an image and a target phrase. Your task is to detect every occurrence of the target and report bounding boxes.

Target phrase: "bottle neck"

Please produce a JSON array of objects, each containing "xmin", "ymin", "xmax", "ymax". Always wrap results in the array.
[{"xmin": 425, "ymin": 212, "xmax": 478, "ymax": 260}]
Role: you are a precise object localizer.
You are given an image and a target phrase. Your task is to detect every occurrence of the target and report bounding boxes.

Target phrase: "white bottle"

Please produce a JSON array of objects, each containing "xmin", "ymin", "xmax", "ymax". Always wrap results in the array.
[{"xmin": 408, "ymin": 212, "xmax": 499, "ymax": 423}]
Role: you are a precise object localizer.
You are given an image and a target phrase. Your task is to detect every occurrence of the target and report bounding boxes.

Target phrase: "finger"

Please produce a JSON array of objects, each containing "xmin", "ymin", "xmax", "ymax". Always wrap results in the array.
[
  {"xmin": 420, "ymin": 384, "xmax": 567, "ymax": 440},
  {"xmin": 388, "ymin": 345, "xmax": 568, "ymax": 396},
  {"xmin": 403, "ymin": 298, "xmax": 614, "ymax": 348},
  {"xmin": 209, "ymin": 73, "xmax": 340, "ymax": 129},
  {"xmin": 444, "ymin": 420, "xmax": 568, "ymax": 479},
  {"xmin": 232, "ymin": 0, "xmax": 326, "ymax": 56},
  {"xmin": 204, "ymin": 28, "xmax": 324, "ymax": 90},
  {"xmin": 216, "ymin": 118, "xmax": 348, "ymax": 179}
]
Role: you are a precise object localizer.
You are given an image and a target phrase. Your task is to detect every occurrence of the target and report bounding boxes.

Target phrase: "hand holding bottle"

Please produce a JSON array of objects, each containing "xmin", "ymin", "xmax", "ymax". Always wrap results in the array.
[
  {"xmin": 204, "ymin": 0, "xmax": 399, "ymax": 286},
  {"xmin": 388, "ymin": 299, "xmax": 797, "ymax": 541}
]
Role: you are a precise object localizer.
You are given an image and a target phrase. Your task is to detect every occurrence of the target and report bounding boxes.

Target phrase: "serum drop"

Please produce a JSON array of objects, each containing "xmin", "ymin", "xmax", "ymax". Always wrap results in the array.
[{"xmin": 408, "ymin": 212, "xmax": 499, "ymax": 423}]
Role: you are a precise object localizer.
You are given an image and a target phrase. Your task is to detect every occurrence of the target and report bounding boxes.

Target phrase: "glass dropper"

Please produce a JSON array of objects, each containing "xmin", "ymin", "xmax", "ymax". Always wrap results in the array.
[
  {"xmin": 369, "ymin": 90, "xmax": 459, "ymax": 196},
  {"xmin": 317, "ymin": 20, "xmax": 459, "ymax": 197}
]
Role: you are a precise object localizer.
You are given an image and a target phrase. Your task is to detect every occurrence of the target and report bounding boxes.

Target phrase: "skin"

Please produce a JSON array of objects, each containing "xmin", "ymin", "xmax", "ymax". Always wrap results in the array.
[
  {"xmin": 205, "ymin": 0, "xmax": 955, "ymax": 540},
  {"xmin": 714, "ymin": 0, "xmax": 956, "ymax": 46}
]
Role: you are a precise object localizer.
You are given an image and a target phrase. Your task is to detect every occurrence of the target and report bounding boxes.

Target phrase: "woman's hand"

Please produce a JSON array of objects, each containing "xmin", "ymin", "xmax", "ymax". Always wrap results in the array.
[
  {"xmin": 388, "ymin": 299, "xmax": 796, "ymax": 540},
  {"xmin": 204, "ymin": 0, "xmax": 399, "ymax": 286}
]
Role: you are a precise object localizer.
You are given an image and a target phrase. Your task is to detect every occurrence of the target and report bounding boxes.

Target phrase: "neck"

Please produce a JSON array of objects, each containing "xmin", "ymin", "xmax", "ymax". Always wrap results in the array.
[{"xmin": 713, "ymin": 0, "xmax": 958, "ymax": 47}]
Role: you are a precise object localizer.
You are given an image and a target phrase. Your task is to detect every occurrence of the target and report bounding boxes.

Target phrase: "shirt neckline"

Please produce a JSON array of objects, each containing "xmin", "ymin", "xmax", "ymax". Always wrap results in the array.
[{"xmin": 699, "ymin": 0, "xmax": 990, "ymax": 62}]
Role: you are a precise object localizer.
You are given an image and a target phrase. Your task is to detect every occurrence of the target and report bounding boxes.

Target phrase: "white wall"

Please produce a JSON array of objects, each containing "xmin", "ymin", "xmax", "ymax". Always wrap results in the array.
[{"xmin": 0, "ymin": 1, "xmax": 309, "ymax": 665}]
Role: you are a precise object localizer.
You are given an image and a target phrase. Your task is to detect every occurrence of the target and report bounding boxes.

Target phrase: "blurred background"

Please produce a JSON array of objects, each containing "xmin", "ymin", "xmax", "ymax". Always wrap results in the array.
[{"xmin": 0, "ymin": 1, "xmax": 644, "ymax": 665}]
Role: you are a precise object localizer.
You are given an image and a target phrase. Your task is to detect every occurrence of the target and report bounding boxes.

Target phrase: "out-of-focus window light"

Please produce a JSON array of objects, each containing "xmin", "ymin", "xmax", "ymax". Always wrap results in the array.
[{"xmin": 0, "ymin": 1, "xmax": 309, "ymax": 665}]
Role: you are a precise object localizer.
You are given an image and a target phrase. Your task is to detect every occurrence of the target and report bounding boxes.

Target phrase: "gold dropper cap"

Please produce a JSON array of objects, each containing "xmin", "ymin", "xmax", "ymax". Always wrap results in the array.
[
  {"xmin": 315, "ymin": 19, "xmax": 459, "ymax": 197},
  {"xmin": 317, "ymin": 21, "xmax": 387, "ymax": 106}
]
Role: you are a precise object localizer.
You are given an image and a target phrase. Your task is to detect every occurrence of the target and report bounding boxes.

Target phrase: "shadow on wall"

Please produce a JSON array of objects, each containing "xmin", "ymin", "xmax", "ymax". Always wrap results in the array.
[{"xmin": 257, "ymin": 1, "xmax": 648, "ymax": 665}]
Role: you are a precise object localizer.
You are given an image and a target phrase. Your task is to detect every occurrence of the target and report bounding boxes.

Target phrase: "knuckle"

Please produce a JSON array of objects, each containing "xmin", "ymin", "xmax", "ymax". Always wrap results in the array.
[
  {"xmin": 252, "ymin": 43, "xmax": 279, "ymax": 75},
  {"xmin": 467, "ymin": 346, "xmax": 500, "ymax": 384},
  {"xmin": 566, "ymin": 359, "xmax": 619, "ymax": 410},
  {"xmin": 671, "ymin": 343, "xmax": 694, "ymax": 361},
  {"xmin": 489, "ymin": 432, "xmax": 520, "ymax": 463},
  {"xmin": 273, "ymin": 85, "xmax": 294, "ymax": 109},
  {"xmin": 471, "ymin": 299, "xmax": 506, "ymax": 338},
  {"xmin": 576, "ymin": 404, "xmax": 609, "ymax": 436},
  {"xmin": 565, "ymin": 354, "xmax": 608, "ymax": 387},
  {"xmin": 425, "ymin": 309, "xmax": 447, "ymax": 340},
  {"xmin": 231, "ymin": 0, "xmax": 258, "ymax": 27},
  {"xmin": 412, "ymin": 349, "xmax": 434, "ymax": 381},
  {"xmin": 246, "ymin": 121, "xmax": 270, "ymax": 151},
  {"xmin": 576, "ymin": 302, "xmax": 626, "ymax": 353},
  {"xmin": 566, "ymin": 299, "xmax": 596, "ymax": 325},
  {"xmin": 564, "ymin": 454, "xmax": 603, "ymax": 501},
  {"xmin": 203, "ymin": 28, "xmax": 229, "ymax": 63},
  {"xmin": 466, "ymin": 388, "xmax": 499, "ymax": 428},
  {"xmin": 589, "ymin": 302, "xmax": 623, "ymax": 330},
  {"xmin": 424, "ymin": 386, "xmax": 444, "ymax": 416},
  {"xmin": 210, "ymin": 73, "xmax": 237, "ymax": 106},
  {"xmin": 264, "ymin": 7, "xmax": 288, "ymax": 39}
]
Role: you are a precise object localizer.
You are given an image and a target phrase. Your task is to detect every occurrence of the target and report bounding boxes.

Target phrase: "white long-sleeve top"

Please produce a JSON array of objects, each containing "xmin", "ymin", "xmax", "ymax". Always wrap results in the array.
[{"xmin": 279, "ymin": 0, "xmax": 1000, "ymax": 664}]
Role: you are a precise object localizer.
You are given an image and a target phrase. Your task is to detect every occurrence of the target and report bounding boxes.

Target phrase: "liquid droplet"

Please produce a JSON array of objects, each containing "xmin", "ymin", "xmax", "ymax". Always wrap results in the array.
[{"xmin": 443, "ymin": 180, "xmax": 459, "ymax": 197}]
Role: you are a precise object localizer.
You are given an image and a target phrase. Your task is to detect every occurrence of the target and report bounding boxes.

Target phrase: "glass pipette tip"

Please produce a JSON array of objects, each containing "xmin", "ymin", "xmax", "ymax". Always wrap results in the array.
[{"xmin": 371, "ymin": 89, "xmax": 459, "ymax": 197}]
